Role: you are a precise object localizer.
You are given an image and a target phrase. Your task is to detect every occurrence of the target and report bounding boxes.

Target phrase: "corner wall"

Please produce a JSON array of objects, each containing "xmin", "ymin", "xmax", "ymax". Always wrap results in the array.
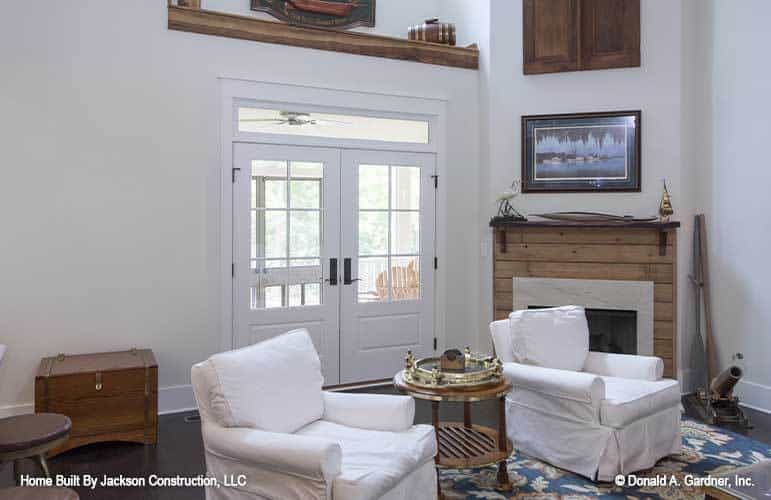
[
  {"xmin": 476, "ymin": 0, "xmax": 687, "ymax": 375},
  {"xmin": 707, "ymin": 0, "xmax": 771, "ymax": 412}
]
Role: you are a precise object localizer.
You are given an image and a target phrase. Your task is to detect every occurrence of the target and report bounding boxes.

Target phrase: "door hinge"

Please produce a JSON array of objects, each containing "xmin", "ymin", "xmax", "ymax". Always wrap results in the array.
[
  {"xmin": 431, "ymin": 175, "xmax": 438, "ymax": 189},
  {"xmin": 231, "ymin": 263, "xmax": 235, "ymax": 277},
  {"xmin": 433, "ymin": 337, "xmax": 437, "ymax": 350},
  {"xmin": 232, "ymin": 167, "xmax": 241, "ymax": 183},
  {"xmin": 434, "ymin": 257, "xmax": 438, "ymax": 269}
]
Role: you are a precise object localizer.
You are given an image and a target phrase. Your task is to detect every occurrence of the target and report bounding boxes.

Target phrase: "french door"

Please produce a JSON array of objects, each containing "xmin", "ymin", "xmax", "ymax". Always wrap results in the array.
[
  {"xmin": 339, "ymin": 150, "xmax": 435, "ymax": 383},
  {"xmin": 233, "ymin": 144, "xmax": 435, "ymax": 385}
]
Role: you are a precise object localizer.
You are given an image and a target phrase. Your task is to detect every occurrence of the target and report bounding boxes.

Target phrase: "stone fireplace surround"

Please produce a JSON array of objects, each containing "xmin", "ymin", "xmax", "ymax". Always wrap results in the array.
[{"xmin": 512, "ymin": 277, "xmax": 654, "ymax": 356}]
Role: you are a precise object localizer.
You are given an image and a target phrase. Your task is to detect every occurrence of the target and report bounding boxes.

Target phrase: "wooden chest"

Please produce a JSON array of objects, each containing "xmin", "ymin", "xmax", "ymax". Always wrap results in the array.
[{"xmin": 35, "ymin": 349, "xmax": 158, "ymax": 456}]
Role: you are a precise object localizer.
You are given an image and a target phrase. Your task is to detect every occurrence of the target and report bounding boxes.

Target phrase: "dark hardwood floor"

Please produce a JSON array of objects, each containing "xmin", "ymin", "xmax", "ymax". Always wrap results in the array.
[{"xmin": 1, "ymin": 390, "xmax": 769, "ymax": 499}]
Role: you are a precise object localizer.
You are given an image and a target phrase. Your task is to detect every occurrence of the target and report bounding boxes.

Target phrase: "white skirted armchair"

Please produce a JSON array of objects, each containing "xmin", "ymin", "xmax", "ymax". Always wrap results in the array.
[
  {"xmin": 191, "ymin": 329, "xmax": 437, "ymax": 500},
  {"xmin": 490, "ymin": 306, "xmax": 681, "ymax": 481}
]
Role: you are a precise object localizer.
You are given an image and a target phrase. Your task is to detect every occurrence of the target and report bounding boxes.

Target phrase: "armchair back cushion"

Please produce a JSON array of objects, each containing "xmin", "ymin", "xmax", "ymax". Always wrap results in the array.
[
  {"xmin": 207, "ymin": 329, "xmax": 324, "ymax": 433},
  {"xmin": 509, "ymin": 306, "xmax": 589, "ymax": 371}
]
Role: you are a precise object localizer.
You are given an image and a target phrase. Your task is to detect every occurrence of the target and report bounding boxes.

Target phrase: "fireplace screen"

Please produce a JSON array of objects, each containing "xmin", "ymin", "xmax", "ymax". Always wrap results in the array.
[{"xmin": 528, "ymin": 307, "xmax": 637, "ymax": 354}]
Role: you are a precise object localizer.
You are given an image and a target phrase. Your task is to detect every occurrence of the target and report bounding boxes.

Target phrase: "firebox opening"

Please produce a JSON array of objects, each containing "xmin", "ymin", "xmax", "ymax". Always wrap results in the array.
[{"xmin": 527, "ymin": 306, "xmax": 637, "ymax": 355}]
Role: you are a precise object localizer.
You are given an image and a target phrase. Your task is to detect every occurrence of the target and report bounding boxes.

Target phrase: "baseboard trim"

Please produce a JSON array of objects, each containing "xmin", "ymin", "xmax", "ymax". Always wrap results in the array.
[
  {"xmin": 158, "ymin": 384, "xmax": 197, "ymax": 415},
  {"xmin": 736, "ymin": 379, "xmax": 771, "ymax": 414},
  {"xmin": 0, "ymin": 384, "xmax": 199, "ymax": 419},
  {"xmin": 0, "ymin": 403, "xmax": 34, "ymax": 419}
]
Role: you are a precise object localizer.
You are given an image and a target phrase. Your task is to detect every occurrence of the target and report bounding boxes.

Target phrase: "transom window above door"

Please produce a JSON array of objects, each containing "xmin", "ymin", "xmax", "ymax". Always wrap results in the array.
[
  {"xmin": 250, "ymin": 160, "xmax": 324, "ymax": 309},
  {"xmin": 237, "ymin": 107, "xmax": 430, "ymax": 144}
]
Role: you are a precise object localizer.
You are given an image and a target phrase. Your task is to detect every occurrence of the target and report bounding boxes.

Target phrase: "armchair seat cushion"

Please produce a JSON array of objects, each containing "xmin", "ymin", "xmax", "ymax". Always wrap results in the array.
[
  {"xmin": 600, "ymin": 376, "xmax": 680, "ymax": 428},
  {"xmin": 296, "ymin": 420, "xmax": 437, "ymax": 500}
]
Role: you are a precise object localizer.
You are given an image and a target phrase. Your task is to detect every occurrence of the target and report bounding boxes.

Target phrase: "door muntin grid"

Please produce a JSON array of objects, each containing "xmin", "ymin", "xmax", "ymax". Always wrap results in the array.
[
  {"xmin": 250, "ymin": 160, "xmax": 324, "ymax": 309},
  {"xmin": 357, "ymin": 164, "xmax": 421, "ymax": 303}
]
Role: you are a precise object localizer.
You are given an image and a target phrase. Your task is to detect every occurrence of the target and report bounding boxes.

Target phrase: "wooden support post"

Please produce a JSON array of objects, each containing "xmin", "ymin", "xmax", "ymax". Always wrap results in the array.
[
  {"xmin": 496, "ymin": 396, "xmax": 510, "ymax": 487},
  {"xmin": 659, "ymin": 230, "xmax": 668, "ymax": 256},
  {"xmin": 697, "ymin": 215, "xmax": 718, "ymax": 382}
]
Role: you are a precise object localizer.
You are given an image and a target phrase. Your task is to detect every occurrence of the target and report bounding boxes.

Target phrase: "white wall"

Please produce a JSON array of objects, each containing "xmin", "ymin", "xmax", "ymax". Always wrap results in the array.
[
  {"xmin": 0, "ymin": 0, "xmax": 479, "ymax": 415},
  {"xmin": 475, "ymin": 1, "xmax": 687, "ymax": 374},
  {"xmin": 707, "ymin": 0, "xmax": 771, "ymax": 412},
  {"xmin": 679, "ymin": 0, "xmax": 713, "ymax": 394}
]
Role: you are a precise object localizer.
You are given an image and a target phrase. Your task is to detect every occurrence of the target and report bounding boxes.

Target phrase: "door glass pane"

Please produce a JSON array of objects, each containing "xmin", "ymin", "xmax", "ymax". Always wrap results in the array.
[
  {"xmin": 264, "ymin": 180, "xmax": 287, "ymax": 209},
  {"xmin": 359, "ymin": 165, "xmax": 388, "ymax": 209},
  {"xmin": 250, "ymin": 157, "xmax": 324, "ymax": 310},
  {"xmin": 304, "ymin": 283, "xmax": 321, "ymax": 306},
  {"xmin": 264, "ymin": 211, "xmax": 287, "ymax": 259},
  {"xmin": 290, "ymin": 211, "xmax": 320, "ymax": 258},
  {"xmin": 251, "ymin": 263, "xmax": 287, "ymax": 310},
  {"xmin": 359, "ymin": 211, "xmax": 388, "ymax": 255},
  {"xmin": 251, "ymin": 211, "xmax": 258, "ymax": 261},
  {"xmin": 290, "ymin": 180, "xmax": 320, "ymax": 209},
  {"xmin": 291, "ymin": 162, "xmax": 323, "ymax": 179},
  {"xmin": 391, "ymin": 166, "xmax": 420, "ymax": 210},
  {"xmin": 358, "ymin": 163, "xmax": 423, "ymax": 303},
  {"xmin": 264, "ymin": 286, "xmax": 284, "ymax": 309},
  {"xmin": 391, "ymin": 211, "xmax": 419, "ymax": 255},
  {"xmin": 289, "ymin": 263, "xmax": 322, "ymax": 307},
  {"xmin": 288, "ymin": 284, "xmax": 303, "ymax": 307},
  {"xmin": 252, "ymin": 161, "xmax": 287, "ymax": 209},
  {"xmin": 391, "ymin": 256, "xmax": 420, "ymax": 301},
  {"xmin": 358, "ymin": 257, "xmax": 389, "ymax": 303}
]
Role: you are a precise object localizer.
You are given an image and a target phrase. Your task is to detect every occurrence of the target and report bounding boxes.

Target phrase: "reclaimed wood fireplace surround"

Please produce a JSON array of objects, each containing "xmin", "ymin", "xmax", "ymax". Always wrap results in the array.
[{"xmin": 491, "ymin": 219, "xmax": 679, "ymax": 378}]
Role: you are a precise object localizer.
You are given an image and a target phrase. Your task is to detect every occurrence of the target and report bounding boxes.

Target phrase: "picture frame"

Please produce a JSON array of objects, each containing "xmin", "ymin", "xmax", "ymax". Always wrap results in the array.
[
  {"xmin": 521, "ymin": 110, "xmax": 641, "ymax": 193},
  {"xmin": 251, "ymin": 0, "xmax": 376, "ymax": 30}
]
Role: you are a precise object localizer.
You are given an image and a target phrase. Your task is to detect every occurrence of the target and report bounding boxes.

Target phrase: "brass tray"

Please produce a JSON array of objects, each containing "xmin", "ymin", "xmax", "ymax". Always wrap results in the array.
[{"xmin": 403, "ymin": 348, "xmax": 503, "ymax": 389}]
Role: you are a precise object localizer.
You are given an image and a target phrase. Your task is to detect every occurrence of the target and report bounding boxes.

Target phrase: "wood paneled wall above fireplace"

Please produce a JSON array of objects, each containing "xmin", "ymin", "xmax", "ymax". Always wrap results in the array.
[{"xmin": 491, "ymin": 220, "xmax": 679, "ymax": 378}]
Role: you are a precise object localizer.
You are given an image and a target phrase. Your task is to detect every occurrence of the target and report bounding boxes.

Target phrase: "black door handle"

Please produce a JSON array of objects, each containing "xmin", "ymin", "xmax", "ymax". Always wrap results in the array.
[
  {"xmin": 343, "ymin": 258, "xmax": 361, "ymax": 285},
  {"xmin": 326, "ymin": 258, "xmax": 338, "ymax": 286}
]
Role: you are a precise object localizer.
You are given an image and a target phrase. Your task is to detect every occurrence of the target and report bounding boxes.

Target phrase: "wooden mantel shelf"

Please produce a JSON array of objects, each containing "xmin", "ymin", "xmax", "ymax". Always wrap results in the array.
[
  {"xmin": 491, "ymin": 218, "xmax": 680, "ymax": 257},
  {"xmin": 167, "ymin": 5, "xmax": 479, "ymax": 70},
  {"xmin": 489, "ymin": 218, "xmax": 680, "ymax": 230}
]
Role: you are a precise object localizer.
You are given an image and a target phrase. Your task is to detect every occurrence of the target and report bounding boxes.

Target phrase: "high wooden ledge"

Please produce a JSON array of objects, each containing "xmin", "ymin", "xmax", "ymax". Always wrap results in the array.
[{"xmin": 167, "ymin": 5, "xmax": 479, "ymax": 70}]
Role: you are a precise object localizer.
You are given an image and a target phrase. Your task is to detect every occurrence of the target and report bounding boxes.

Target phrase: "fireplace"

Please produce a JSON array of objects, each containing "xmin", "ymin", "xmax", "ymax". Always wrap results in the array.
[
  {"xmin": 513, "ymin": 277, "xmax": 654, "ymax": 356},
  {"xmin": 528, "ymin": 306, "xmax": 637, "ymax": 354}
]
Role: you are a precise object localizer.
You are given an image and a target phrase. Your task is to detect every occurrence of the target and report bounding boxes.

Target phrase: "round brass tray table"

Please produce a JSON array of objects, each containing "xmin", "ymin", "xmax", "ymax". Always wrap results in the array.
[{"xmin": 393, "ymin": 370, "xmax": 513, "ymax": 496}]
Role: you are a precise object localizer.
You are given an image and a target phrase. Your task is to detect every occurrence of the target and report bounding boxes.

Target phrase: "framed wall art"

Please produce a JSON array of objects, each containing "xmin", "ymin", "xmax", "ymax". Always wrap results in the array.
[
  {"xmin": 521, "ymin": 110, "xmax": 641, "ymax": 193},
  {"xmin": 251, "ymin": 0, "xmax": 376, "ymax": 30}
]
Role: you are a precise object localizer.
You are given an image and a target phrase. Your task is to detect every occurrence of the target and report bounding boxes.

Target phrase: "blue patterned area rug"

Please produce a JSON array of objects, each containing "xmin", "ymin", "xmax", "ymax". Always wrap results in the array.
[{"xmin": 439, "ymin": 419, "xmax": 771, "ymax": 499}]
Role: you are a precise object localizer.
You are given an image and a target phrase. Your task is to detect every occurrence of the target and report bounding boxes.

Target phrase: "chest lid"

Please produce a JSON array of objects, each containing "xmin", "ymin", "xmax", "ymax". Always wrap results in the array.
[{"xmin": 37, "ymin": 349, "xmax": 157, "ymax": 378}]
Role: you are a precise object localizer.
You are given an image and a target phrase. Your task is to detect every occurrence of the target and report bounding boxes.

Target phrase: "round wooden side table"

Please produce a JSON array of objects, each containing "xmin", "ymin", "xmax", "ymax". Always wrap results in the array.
[
  {"xmin": 394, "ymin": 370, "xmax": 513, "ymax": 496},
  {"xmin": 0, "ymin": 413, "xmax": 71, "ymax": 486}
]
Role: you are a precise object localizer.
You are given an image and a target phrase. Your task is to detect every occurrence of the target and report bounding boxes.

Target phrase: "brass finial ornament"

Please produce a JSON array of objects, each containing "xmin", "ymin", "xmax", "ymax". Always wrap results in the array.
[
  {"xmin": 659, "ymin": 179, "xmax": 674, "ymax": 221},
  {"xmin": 430, "ymin": 367, "xmax": 441, "ymax": 386},
  {"xmin": 492, "ymin": 358, "xmax": 504, "ymax": 377},
  {"xmin": 404, "ymin": 350, "xmax": 415, "ymax": 371}
]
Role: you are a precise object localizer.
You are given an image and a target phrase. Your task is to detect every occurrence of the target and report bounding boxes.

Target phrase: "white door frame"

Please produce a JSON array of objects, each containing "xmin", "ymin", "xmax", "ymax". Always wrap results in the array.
[{"xmin": 219, "ymin": 77, "xmax": 449, "ymax": 357}]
